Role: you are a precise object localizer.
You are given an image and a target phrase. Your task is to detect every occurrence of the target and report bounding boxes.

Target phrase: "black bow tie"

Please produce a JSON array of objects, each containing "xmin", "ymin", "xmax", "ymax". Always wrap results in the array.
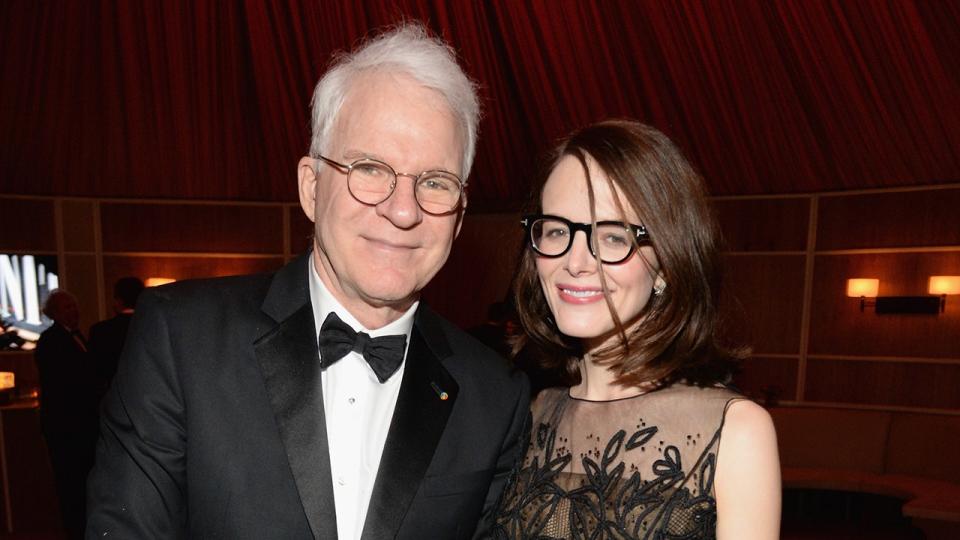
[{"xmin": 318, "ymin": 312, "xmax": 407, "ymax": 383}]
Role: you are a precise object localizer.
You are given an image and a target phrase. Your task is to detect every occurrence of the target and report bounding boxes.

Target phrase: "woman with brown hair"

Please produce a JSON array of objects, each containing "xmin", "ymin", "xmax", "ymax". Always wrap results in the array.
[{"xmin": 493, "ymin": 120, "xmax": 780, "ymax": 539}]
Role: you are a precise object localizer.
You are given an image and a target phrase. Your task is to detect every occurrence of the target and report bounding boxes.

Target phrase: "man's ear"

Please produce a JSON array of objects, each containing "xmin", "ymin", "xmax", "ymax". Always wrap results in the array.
[
  {"xmin": 453, "ymin": 194, "xmax": 467, "ymax": 238},
  {"xmin": 297, "ymin": 156, "xmax": 318, "ymax": 223}
]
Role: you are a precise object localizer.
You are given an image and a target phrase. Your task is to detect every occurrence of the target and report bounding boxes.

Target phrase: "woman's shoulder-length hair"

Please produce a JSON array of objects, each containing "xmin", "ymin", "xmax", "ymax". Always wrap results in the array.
[{"xmin": 512, "ymin": 119, "xmax": 744, "ymax": 389}]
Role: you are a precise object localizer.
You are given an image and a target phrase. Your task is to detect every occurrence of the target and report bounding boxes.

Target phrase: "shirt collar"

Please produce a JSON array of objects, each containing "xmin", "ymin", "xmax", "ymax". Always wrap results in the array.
[{"xmin": 308, "ymin": 255, "xmax": 418, "ymax": 341}]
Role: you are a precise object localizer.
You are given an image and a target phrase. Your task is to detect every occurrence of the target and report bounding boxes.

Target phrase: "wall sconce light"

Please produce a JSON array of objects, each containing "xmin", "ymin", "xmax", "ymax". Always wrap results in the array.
[
  {"xmin": 929, "ymin": 275, "xmax": 960, "ymax": 312},
  {"xmin": 0, "ymin": 372, "xmax": 13, "ymax": 404},
  {"xmin": 846, "ymin": 278, "xmax": 879, "ymax": 311},
  {"xmin": 847, "ymin": 276, "xmax": 960, "ymax": 314},
  {"xmin": 145, "ymin": 277, "xmax": 176, "ymax": 287}
]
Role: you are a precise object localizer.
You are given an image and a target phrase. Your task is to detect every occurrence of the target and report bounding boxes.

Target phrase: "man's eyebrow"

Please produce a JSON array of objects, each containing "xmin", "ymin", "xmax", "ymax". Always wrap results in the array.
[
  {"xmin": 342, "ymin": 149, "xmax": 380, "ymax": 161},
  {"xmin": 340, "ymin": 149, "xmax": 459, "ymax": 174}
]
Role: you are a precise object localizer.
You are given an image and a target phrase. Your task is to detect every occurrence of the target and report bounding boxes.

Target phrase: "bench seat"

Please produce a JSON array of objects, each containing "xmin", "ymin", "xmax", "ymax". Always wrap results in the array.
[
  {"xmin": 781, "ymin": 466, "xmax": 960, "ymax": 522},
  {"xmin": 771, "ymin": 405, "xmax": 960, "ymax": 539}
]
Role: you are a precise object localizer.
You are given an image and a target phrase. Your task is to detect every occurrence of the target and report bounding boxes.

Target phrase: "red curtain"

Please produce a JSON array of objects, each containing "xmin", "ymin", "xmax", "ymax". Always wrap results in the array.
[{"xmin": 1, "ymin": 0, "xmax": 958, "ymax": 209}]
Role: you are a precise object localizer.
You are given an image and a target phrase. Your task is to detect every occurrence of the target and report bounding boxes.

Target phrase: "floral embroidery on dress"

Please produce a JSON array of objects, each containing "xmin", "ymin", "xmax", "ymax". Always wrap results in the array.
[{"xmin": 493, "ymin": 384, "xmax": 740, "ymax": 540}]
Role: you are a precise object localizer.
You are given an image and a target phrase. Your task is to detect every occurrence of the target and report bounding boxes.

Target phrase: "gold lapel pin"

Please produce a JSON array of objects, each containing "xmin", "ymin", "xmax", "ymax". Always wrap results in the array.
[{"xmin": 430, "ymin": 381, "xmax": 449, "ymax": 401}]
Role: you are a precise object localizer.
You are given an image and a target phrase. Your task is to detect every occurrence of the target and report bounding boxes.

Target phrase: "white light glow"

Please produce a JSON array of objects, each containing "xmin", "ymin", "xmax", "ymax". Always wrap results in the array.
[
  {"xmin": 929, "ymin": 276, "xmax": 960, "ymax": 296},
  {"xmin": 846, "ymin": 278, "xmax": 879, "ymax": 298}
]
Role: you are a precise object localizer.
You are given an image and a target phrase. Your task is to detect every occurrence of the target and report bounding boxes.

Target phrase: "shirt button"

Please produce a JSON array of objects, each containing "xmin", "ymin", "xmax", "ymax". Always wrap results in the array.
[
  {"xmin": 337, "ymin": 476, "xmax": 346, "ymax": 486},
  {"xmin": 348, "ymin": 397, "xmax": 356, "ymax": 404}
]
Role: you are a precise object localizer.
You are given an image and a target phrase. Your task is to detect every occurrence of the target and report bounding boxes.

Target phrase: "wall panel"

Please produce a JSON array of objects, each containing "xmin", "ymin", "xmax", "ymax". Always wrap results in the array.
[
  {"xmin": 733, "ymin": 356, "xmax": 799, "ymax": 403},
  {"xmin": 720, "ymin": 255, "xmax": 805, "ymax": 354},
  {"xmin": 805, "ymin": 358, "xmax": 960, "ymax": 409},
  {"xmin": 809, "ymin": 252, "xmax": 960, "ymax": 358},
  {"xmin": 423, "ymin": 213, "xmax": 522, "ymax": 329},
  {"xmin": 61, "ymin": 200, "xmax": 96, "ymax": 252},
  {"xmin": 100, "ymin": 203, "xmax": 284, "ymax": 254},
  {"xmin": 885, "ymin": 413, "xmax": 960, "ymax": 483},
  {"xmin": 714, "ymin": 197, "xmax": 809, "ymax": 252},
  {"xmin": 772, "ymin": 407, "xmax": 890, "ymax": 472},
  {"xmin": 63, "ymin": 254, "xmax": 100, "ymax": 332},
  {"xmin": 101, "ymin": 255, "xmax": 284, "ymax": 309},
  {"xmin": 817, "ymin": 188, "xmax": 960, "ymax": 250}
]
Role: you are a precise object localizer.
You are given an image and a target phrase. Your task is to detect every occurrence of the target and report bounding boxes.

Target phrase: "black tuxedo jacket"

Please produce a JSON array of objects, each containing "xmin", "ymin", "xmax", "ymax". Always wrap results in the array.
[
  {"xmin": 88, "ymin": 312, "xmax": 134, "ymax": 386},
  {"xmin": 87, "ymin": 254, "xmax": 529, "ymax": 539},
  {"xmin": 35, "ymin": 323, "xmax": 97, "ymax": 434}
]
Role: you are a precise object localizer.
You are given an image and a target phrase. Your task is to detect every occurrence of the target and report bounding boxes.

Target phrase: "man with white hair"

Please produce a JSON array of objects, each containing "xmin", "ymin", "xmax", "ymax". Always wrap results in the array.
[
  {"xmin": 88, "ymin": 24, "xmax": 529, "ymax": 539},
  {"xmin": 37, "ymin": 289, "xmax": 98, "ymax": 540}
]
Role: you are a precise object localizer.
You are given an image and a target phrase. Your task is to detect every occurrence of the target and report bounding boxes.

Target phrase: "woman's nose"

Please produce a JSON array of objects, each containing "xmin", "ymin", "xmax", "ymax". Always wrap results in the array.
[{"xmin": 564, "ymin": 230, "xmax": 597, "ymax": 276}]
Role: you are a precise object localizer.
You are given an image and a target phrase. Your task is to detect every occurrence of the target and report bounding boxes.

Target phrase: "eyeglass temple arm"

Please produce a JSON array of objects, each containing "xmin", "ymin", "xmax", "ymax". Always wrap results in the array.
[{"xmin": 315, "ymin": 155, "xmax": 349, "ymax": 173}]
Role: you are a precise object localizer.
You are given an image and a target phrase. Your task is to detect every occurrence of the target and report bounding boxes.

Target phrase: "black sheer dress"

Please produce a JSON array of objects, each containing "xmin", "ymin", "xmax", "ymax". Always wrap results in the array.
[{"xmin": 493, "ymin": 384, "xmax": 743, "ymax": 540}]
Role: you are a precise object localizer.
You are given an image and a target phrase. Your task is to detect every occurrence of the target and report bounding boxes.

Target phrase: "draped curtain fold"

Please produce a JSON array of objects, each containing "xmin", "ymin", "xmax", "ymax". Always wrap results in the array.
[{"xmin": 1, "ymin": 0, "xmax": 958, "ymax": 209}]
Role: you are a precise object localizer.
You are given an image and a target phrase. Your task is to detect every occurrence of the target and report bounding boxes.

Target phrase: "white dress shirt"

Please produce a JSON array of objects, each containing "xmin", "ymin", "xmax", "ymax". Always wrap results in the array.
[{"xmin": 308, "ymin": 258, "xmax": 416, "ymax": 540}]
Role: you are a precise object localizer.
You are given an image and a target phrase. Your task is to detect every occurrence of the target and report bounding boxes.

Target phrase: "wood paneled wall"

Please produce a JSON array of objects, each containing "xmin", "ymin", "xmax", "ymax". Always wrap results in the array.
[
  {"xmin": 715, "ymin": 186, "xmax": 960, "ymax": 412},
  {"xmin": 2, "ymin": 184, "xmax": 959, "ymax": 414},
  {"xmin": 1, "ymin": 196, "xmax": 294, "ymax": 334}
]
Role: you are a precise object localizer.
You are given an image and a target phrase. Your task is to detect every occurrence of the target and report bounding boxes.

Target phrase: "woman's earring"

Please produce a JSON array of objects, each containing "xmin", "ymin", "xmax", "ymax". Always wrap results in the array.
[{"xmin": 653, "ymin": 278, "xmax": 666, "ymax": 297}]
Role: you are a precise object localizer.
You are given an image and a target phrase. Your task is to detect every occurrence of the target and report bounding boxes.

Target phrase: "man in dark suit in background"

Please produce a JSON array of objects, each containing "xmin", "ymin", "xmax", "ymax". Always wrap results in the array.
[
  {"xmin": 87, "ymin": 23, "xmax": 529, "ymax": 539},
  {"xmin": 88, "ymin": 276, "xmax": 144, "ymax": 393},
  {"xmin": 35, "ymin": 290, "xmax": 98, "ymax": 539}
]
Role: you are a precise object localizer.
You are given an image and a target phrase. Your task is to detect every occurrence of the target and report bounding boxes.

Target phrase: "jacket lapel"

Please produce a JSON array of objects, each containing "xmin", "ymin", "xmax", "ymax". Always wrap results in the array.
[
  {"xmin": 254, "ymin": 254, "xmax": 337, "ymax": 540},
  {"xmin": 361, "ymin": 306, "xmax": 459, "ymax": 540}
]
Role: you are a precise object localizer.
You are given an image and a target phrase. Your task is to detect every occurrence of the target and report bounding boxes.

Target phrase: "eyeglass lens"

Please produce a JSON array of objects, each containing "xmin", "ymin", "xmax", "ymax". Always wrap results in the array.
[
  {"xmin": 348, "ymin": 159, "xmax": 462, "ymax": 213},
  {"xmin": 530, "ymin": 218, "xmax": 637, "ymax": 263}
]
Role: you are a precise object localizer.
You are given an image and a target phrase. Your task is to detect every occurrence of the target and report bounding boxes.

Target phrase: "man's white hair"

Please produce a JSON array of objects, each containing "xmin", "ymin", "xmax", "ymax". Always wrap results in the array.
[{"xmin": 308, "ymin": 22, "xmax": 480, "ymax": 180}]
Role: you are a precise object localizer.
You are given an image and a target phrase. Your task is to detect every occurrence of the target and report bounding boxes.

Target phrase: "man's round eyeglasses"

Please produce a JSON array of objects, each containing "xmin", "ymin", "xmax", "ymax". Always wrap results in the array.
[
  {"xmin": 316, "ymin": 155, "xmax": 466, "ymax": 215},
  {"xmin": 521, "ymin": 214, "xmax": 651, "ymax": 265}
]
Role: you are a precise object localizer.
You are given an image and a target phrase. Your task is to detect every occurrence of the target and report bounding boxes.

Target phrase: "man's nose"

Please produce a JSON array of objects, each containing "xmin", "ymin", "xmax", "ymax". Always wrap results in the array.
[{"xmin": 376, "ymin": 174, "xmax": 423, "ymax": 229}]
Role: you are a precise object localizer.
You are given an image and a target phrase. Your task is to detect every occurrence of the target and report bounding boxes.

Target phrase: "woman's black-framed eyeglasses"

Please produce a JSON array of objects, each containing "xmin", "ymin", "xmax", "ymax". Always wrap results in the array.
[
  {"xmin": 316, "ymin": 155, "xmax": 466, "ymax": 215},
  {"xmin": 521, "ymin": 214, "xmax": 650, "ymax": 264}
]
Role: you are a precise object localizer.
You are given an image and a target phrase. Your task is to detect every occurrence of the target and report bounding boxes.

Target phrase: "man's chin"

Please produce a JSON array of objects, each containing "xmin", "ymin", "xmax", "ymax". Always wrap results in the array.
[{"xmin": 359, "ymin": 289, "xmax": 419, "ymax": 310}]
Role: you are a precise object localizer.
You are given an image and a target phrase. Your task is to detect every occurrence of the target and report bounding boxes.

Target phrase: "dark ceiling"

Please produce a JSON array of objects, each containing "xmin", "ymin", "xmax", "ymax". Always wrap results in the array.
[{"xmin": 1, "ymin": 1, "xmax": 958, "ymax": 212}]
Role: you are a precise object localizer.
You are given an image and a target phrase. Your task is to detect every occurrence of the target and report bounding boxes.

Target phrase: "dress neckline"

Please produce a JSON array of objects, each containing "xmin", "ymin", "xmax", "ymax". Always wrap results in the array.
[{"xmin": 565, "ymin": 387, "xmax": 653, "ymax": 403}]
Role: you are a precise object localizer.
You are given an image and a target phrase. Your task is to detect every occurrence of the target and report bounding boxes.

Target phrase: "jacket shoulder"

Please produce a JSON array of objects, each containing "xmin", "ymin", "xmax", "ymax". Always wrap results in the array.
[{"xmin": 140, "ymin": 272, "xmax": 274, "ymax": 312}]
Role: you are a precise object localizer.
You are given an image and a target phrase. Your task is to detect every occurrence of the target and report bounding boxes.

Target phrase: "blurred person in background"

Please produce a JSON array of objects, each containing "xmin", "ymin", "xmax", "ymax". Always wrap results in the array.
[
  {"xmin": 35, "ymin": 289, "xmax": 98, "ymax": 539},
  {"xmin": 88, "ymin": 276, "xmax": 144, "ymax": 394}
]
